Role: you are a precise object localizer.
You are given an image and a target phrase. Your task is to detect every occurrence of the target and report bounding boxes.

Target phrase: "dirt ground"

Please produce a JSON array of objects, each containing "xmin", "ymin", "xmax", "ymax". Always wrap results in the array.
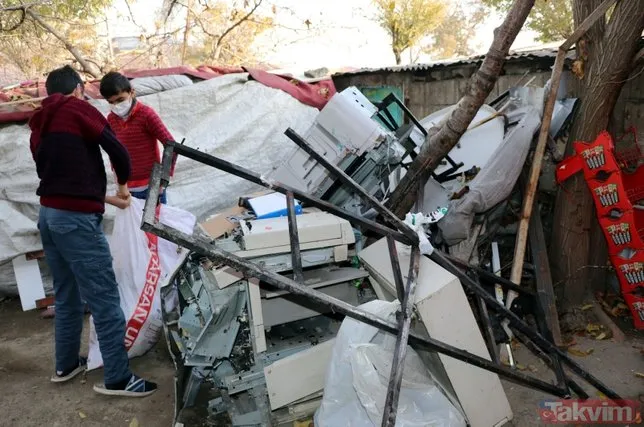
[{"xmin": 1, "ymin": 296, "xmax": 642, "ymax": 427}]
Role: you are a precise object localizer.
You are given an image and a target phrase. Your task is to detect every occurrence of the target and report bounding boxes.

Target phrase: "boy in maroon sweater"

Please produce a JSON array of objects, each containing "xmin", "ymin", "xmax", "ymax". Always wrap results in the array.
[
  {"xmin": 100, "ymin": 71, "xmax": 176, "ymax": 204},
  {"xmin": 29, "ymin": 65, "xmax": 156, "ymax": 397}
]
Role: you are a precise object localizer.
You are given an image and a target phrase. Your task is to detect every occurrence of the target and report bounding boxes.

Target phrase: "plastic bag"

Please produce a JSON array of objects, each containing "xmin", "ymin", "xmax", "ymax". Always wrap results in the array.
[
  {"xmin": 315, "ymin": 300, "xmax": 466, "ymax": 427},
  {"xmin": 87, "ymin": 198, "xmax": 196, "ymax": 370}
]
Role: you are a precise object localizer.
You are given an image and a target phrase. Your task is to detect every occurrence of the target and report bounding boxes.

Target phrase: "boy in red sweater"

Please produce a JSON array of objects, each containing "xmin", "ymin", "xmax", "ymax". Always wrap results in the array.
[{"xmin": 100, "ymin": 72, "xmax": 176, "ymax": 204}]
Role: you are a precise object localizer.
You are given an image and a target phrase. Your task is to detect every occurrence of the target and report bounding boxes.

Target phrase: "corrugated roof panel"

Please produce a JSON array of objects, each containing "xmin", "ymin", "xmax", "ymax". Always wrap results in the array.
[{"xmin": 332, "ymin": 46, "xmax": 571, "ymax": 77}]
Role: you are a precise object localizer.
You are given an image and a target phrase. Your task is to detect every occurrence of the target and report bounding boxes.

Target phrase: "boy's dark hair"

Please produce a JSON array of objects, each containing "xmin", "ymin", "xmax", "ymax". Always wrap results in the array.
[
  {"xmin": 45, "ymin": 65, "xmax": 83, "ymax": 96},
  {"xmin": 100, "ymin": 71, "xmax": 132, "ymax": 99}
]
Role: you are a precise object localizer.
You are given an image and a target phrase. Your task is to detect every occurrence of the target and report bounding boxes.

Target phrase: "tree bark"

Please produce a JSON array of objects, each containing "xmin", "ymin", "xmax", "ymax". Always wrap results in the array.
[
  {"xmin": 387, "ymin": 0, "xmax": 536, "ymax": 218},
  {"xmin": 550, "ymin": 0, "xmax": 644, "ymax": 309},
  {"xmin": 27, "ymin": 10, "xmax": 102, "ymax": 78},
  {"xmin": 394, "ymin": 49, "xmax": 402, "ymax": 65}
]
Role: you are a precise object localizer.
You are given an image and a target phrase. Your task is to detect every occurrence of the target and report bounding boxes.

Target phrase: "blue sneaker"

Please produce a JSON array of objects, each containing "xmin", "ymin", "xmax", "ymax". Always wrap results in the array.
[
  {"xmin": 93, "ymin": 374, "xmax": 157, "ymax": 398},
  {"xmin": 51, "ymin": 356, "xmax": 87, "ymax": 383}
]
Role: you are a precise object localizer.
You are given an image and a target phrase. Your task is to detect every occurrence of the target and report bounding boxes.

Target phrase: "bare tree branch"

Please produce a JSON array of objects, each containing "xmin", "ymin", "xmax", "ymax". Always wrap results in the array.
[
  {"xmin": 26, "ymin": 9, "xmax": 101, "ymax": 78},
  {"xmin": 215, "ymin": 0, "xmax": 263, "ymax": 50}
]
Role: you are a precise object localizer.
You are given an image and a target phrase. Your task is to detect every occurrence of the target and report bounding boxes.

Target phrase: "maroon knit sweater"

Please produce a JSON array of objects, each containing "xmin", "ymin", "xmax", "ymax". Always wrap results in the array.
[{"xmin": 29, "ymin": 94, "xmax": 131, "ymax": 213}]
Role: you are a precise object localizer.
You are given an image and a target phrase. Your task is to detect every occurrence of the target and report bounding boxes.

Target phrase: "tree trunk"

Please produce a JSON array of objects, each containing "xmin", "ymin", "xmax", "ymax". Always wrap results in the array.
[
  {"xmin": 394, "ymin": 49, "xmax": 402, "ymax": 65},
  {"xmin": 550, "ymin": 0, "xmax": 644, "ymax": 310},
  {"xmin": 27, "ymin": 10, "xmax": 102, "ymax": 78},
  {"xmin": 387, "ymin": 0, "xmax": 536, "ymax": 218}
]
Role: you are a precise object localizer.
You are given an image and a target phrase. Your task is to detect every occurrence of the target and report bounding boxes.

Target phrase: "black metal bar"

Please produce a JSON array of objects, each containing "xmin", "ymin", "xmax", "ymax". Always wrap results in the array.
[
  {"xmin": 382, "ymin": 93, "xmax": 427, "ymax": 137},
  {"xmin": 284, "ymin": 128, "xmax": 418, "ymax": 242},
  {"xmin": 513, "ymin": 333, "xmax": 588, "ymax": 399},
  {"xmin": 428, "ymin": 250, "xmax": 621, "ymax": 400},
  {"xmin": 286, "ymin": 191, "xmax": 304, "ymax": 283},
  {"xmin": 386, "ymin": 235, "xmax": 406, "ymax": 303},
  {"xmin": 141, "ymin": 218, "xmax": 569, "ymax": 397},
  {"xmin": 168, "ymin": 141, "xmax": 414, "ymax": 245},
  {"xmin": 475, "ymin": 294, "xmax": 501, "ymax": 365},
  {"xmin": 382, "ymin": 246, "xmax": 421, "ymax": 427},
  {"xmin": 160, "ymin": 141, "xmax": 175, "ymax": 185},
  {"xmin": 446, "ymin": 254, "xmax": 537, "ymax": 297},
  {"xmin": 375, "ymin": 111, "xmax": 397, "ymax": 132},
  {"xmin": 142, "ymin": 163, "xmax": 163, "ymax": 228}
]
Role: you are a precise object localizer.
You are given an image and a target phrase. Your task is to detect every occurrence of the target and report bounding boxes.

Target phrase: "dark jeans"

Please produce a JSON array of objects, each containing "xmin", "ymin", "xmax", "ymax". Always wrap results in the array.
[
  {"xmin": 130, "ymin": 188, "xmax": 167, "ymax": 204},
  {"xmin": 38, "ymin": 207, "xmax": 131, "ymax": 384}
]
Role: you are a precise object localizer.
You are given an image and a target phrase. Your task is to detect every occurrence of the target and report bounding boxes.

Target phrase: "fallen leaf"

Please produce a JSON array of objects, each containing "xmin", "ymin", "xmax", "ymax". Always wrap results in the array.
[
  {"xmin": 586, "ymin": 323, "xmax": 602, "ymax": 333},
  {"xmin": 635, "ymin": 372, "xmax": 644, "ymax": 379},
  {"xmin": 595, "ymin": 332, "xmax": 607, "ymax": 340},
  {"xmin": 516, "ymin": 364, "xmax": 527, "ymax": 371},
  {"xmin": 129, "ymin": 418, "xmax": 139, "ymax": 427},
  {"xmin": 78, "ymin": 412, "xmax": 87, "ymax": 419},
  {"xmin": 528, "ymin": 364, "xmax": 539, "ymax": 373},
  {"xmin": 581, "ymin": 304, "xmax": 594, "ymax": 311},
  {"xmin": 568, "ymin": 347, "xmax": 594, "ymax": 357}
]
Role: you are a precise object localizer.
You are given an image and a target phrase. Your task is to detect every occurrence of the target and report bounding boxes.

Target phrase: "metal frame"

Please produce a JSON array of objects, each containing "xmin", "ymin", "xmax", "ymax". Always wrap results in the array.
[
  {"xmin": 142, "ymin": 137, "xmax": 621, "ymax": 426},
  {"xmin": 374, "ymin": 93, "xmax": 464, "ymax": 183}
]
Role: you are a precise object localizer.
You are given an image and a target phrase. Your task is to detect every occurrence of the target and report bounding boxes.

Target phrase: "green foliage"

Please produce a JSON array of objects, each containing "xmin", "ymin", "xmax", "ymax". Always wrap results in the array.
[
  {"xmin": 373, "ymin": 0, "xmax": 447, "ymax": 64},
  {"xmin": 425, "ymin": 0, "xmax": 485, "ymax": 59},
  {"xmin": 481, "ymin": 0, "xmax": 573, "ymax": 42}
]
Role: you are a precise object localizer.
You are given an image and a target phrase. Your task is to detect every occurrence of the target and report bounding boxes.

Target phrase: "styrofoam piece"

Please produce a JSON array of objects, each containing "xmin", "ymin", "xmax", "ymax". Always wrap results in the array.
[{"xmin": 12, "ymin": 255, "xmax": 45, "ymax": 311}]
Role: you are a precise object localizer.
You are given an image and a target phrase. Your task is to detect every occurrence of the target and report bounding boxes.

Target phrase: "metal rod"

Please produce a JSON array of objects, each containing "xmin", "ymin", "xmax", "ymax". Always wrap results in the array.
[
  {"xmin": 381, "ymin": 246, "xmax": 421, "ymax": 427},
  {"xmin": 284, "ymin": 128, "xmax": 418, "ymax": 242},
  {"xmin": 513, "ymin": 332, "xmax": 588, "ymax": 399},
  {"xmin": 445, "ymin": 254, "xmax": 536, "ymax": 297},
  {"xmin": 428, "ymin": 250, "xmax": 620, "ymax": 400},
  {"xmin": 167, "ymin": 141, "xmax": 414, "ymax": 245},
  {"xmin": 141, "ymin": 218, "xmax": 569, "ymax": 398},
  {"xmin": 286, "ymin": 191, "xmax": 304, "ymax": 283},
  {"xmin": 386, "ymin": 235, "xmax": 406, "ymax": 303},
  {"xmin": 475, "ymin": 294, "xmax": 501, "ymax": 365},
  {"xmin": 142, "ymin": 163, "xmax": 163, "ymax": 229}
]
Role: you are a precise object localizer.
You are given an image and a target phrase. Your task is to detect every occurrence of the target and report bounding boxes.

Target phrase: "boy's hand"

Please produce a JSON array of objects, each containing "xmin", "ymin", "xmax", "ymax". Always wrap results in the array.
[
  {"xmin": 106, "ymin": 195, "xmax": 131, "ymax": 210},
  {"xmin": 117, "ymin": 184, "xmax": 130, "ymax": 200}
]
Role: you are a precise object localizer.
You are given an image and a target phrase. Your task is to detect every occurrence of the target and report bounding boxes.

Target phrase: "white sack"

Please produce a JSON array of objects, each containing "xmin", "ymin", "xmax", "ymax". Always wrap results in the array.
[
  {"xmin": 315, "ymin": 299, "xmax": 466, "ymax": 427},
  {"xmin": 130, "ymin": 74, "xmax": 193, "ymax": 97},
  {"xmin": 87, "ymin": 198, "xmax": 196, "ymax": 370},
  {"xmin": 0, "ymin": 73, "xmax": 318, "ymax": 293}
]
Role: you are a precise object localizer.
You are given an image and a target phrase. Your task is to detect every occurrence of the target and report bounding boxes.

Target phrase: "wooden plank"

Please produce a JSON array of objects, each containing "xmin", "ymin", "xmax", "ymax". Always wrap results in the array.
[{"xmin": 528, "ymin": 208, "xmax": 564, "ymax": 347}]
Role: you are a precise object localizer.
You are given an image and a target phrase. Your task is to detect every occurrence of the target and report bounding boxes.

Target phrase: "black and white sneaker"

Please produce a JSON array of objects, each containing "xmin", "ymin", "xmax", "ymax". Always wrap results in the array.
[
  {"xmin": 93, "ymin": 374, "xmax": 157, "ymax": 398},
  {"xmin": 50, "ymin": 356, "xmax": 87, "ymax": 383}
]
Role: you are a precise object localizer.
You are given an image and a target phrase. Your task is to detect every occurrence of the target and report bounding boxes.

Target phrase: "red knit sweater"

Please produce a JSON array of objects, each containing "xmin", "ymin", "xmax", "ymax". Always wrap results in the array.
[{"xmin": 107, "ymin": 101, "xmax": 175, "ymax": 188}]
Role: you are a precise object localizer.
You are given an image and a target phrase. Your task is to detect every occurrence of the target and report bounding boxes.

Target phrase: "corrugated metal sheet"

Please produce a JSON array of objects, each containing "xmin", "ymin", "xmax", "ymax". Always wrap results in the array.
[{"xmin": 333, "ymin": 46, "xmax": 574, "ymax": 77}]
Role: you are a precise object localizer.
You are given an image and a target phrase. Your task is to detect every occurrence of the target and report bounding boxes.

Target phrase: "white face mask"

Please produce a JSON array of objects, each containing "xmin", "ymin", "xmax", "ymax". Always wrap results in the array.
[{"xmin": 110, "ymin": 98, "xmax": 133, "ymax": 118}]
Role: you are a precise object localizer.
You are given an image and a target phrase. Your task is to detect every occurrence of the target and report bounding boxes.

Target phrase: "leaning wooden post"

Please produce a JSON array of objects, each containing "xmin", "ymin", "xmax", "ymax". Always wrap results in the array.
[{"xmin": 506, "ymin": 0, "xmax": 619, "ymax": 310}]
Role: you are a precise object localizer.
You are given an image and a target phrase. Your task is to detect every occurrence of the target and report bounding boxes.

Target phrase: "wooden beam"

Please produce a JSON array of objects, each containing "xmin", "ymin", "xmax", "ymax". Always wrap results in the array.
[{"xmin": 528, "ymin": 206, "xmax": 564, "ymax": 347}]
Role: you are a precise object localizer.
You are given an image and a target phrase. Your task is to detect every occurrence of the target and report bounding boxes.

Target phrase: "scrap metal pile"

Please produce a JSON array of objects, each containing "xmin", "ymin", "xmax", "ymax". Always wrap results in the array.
[{"xmin": 144, "ymin": 87, "xmax": 623, "ymax": 427}]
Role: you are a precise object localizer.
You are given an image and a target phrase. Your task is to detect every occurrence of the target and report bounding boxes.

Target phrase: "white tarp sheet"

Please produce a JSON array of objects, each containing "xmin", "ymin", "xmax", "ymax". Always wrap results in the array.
[{"xmin": 0, "ymin": 73, "xmax": 318, "ymax": 294}]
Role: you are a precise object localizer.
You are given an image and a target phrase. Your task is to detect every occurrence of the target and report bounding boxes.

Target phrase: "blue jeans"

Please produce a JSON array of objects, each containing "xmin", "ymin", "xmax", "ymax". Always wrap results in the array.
[
  {"xmin": 130, "ymin": 188, "xmax": 167, "ymax": 205},
  {"xmin": 38, "ymin": 207, "xmax": 131, "ymax": 385}
]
